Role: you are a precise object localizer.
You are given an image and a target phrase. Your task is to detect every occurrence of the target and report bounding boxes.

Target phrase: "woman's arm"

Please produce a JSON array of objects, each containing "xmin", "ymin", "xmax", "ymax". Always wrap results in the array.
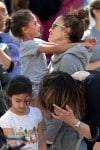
[
  {"xmin": 38, "ymin": 122, "xmax": 47, "ymax": 150},
  {"xmin": 52, "ymin": 104, "xmax": 92, "ymax": 140},
  {"xmin": 0, "ymin": 49, "xmax": 12, "ymax": 70}
]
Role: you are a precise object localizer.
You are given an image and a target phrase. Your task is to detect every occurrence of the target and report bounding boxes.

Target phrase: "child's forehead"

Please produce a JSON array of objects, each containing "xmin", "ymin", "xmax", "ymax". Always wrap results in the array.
[{"xmin": 30, "ymin": 13, "xmax": 37, "ymax": 21}]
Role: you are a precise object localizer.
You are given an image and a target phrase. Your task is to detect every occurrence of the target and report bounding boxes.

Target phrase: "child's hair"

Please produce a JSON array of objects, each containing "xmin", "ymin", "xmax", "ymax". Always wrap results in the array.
[
  {"xmin": 11, "ymin": 9, "xmax": 33, "ymax": 38},
  {"xmin": 61, "ymin": 8, "xmax": 89, "ymax": 42},
  {"xmin": 6, "ymin": 75, "xmax": 32, "ymax": 97},
  {"xmin": 38, "ymin": 71, "xmax": 85, "ymax": 118}
]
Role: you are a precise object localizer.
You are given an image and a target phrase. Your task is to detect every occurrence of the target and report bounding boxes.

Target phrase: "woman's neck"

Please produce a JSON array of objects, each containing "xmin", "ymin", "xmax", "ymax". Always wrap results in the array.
[
  {"xmin": 54, "ymin": 39, "xmax": 71, "ymax": 44},
  {"xmin": 94, "ymin": 20, "xmax": 100, "ymax": 31}
]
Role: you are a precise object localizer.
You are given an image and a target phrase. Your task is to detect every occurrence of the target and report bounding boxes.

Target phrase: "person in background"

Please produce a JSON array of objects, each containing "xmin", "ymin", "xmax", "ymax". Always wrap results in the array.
[
  {"xmin": 0, "ymin": 43, "xmax": 14, "ymax": 72},
  {"xmin": 0, "ymin": 1, "xmax": 21, "ymax": 78},
  {"xmin": 0, "ymin": 75, "xmax": 47, "ymax": 150},
  {"xmin": 83, "ymin": 0, "xmax": 100, "ymax": 71}
]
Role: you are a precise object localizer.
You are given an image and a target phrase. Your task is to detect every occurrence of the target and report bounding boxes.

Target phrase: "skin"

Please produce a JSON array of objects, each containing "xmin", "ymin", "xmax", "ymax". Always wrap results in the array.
[
  {"xmin": 48, "ymin": 16, "xmax": 70, "ymax": 44},
  {"xmin": 0, "ymin": 2, "xmax": 8, "ymax": 18},
  {"xmin": 52, "ymin": 104, "xmax": 91, "ymax": 139}
]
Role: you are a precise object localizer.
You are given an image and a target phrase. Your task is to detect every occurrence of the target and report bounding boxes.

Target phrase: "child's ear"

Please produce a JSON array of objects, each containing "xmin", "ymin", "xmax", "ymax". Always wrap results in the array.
[{"xmin": 22, "ymin": 26, "xmax": 28, "ymax": 34}]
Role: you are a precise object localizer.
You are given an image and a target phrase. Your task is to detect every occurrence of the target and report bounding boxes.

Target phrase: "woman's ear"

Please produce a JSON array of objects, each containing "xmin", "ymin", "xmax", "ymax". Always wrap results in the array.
[{"xmin": 63, "ymin": 27, "xmax": 70, "ymax": 38}]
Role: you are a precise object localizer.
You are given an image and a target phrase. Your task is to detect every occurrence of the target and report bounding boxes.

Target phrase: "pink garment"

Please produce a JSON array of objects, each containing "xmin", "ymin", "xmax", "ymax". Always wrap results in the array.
[{"xmin": 42, "ymin": 0, "xmax": 84, "ymax": 41}]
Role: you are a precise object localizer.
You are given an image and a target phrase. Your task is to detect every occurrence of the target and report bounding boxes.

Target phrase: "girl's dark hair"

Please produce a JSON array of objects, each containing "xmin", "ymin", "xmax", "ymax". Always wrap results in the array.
[
  {"xmin": 38, "ymin": 71, "xmax": 85, "ymax": 118},
  {"xmin": 62, "ymin": 8, "xmax": 89, "ymax": 42},
  {"xmin": 10, "ymin": 9, "xmax": 32, "ymax": 38},
  {"xmin": 6, "ymin": 75, "xmax": 32, "ymax": 97}
]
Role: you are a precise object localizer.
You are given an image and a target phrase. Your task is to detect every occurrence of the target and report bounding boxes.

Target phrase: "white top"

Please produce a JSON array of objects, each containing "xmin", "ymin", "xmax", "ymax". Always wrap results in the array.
[{"xmin": 0, "ymin": 106, "xmax": 42, "ymax": 150}]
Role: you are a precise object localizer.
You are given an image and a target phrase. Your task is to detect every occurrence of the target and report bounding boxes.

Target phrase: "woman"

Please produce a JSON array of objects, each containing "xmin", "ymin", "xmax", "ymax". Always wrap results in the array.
[
  {"xmin": 48, "ymin": 8, "xmax": 92, "ymax": 75},
  {"xmin": 38, "ymin": 71, "xmax": 87, "ymax": 150},
  {"xmin": 52, "ymin": 71, "xmax": 100, "ymax": 150}
]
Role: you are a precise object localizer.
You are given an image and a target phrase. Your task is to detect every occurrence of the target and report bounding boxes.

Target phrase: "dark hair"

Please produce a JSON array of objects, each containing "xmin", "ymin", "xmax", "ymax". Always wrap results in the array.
[
  {"xmin": 6, "ymin": 75, "xmax": 32, "ymax": 97},
  {"xmin": 11, "ymin": 9, "xmax": 32, "ymax": 38},
  {"xmin": 61, "ymin": 8, "xmax": 89, "ymax": 42},
  {"xmin": 11, "ymin": 0, "xmax": 29, "ymax": 12},
  {"xmin": 38, "ymin": 71, "xmax": 85, "ymax": 118},
  {"xmin": 89, "ymin": 0, "xmax": 100, "ymax": 18}
]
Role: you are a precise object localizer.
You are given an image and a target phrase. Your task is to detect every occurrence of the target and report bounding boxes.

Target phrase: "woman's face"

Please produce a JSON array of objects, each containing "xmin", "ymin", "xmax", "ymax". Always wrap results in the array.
[
  {"xmin": 0, "ymin": 2, "xmax": 8, "ymax": 18},
  {"xmin": 48, "ymin": 16, "xmax": 68, "ymax": 43}
]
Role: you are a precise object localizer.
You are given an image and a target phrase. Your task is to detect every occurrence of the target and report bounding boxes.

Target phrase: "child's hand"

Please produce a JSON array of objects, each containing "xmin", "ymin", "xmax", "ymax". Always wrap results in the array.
[
  {"xmin": 84, "ymin": 37, "xmax": 97, "ymax": 46},
  {"xmin": 81, "ymin": 42, "xmax": 95, "ymax": 50}
]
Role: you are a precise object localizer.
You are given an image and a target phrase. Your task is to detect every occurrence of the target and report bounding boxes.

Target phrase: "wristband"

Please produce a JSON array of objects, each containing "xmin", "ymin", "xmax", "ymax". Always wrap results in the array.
[{"xmin": 74, "ymin": 120, "xmax": 81, "ymax": 129}]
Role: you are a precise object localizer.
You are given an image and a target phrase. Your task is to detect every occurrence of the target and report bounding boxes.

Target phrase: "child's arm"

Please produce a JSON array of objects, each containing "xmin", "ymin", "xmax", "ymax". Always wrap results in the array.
[
  {"xmin": 38, "ymin": 40, "xmax": 96, "ymax": 54},
  {"xmin": 38, "ymin": 122, "xmax": 47, "ymax": 150},
  {"xmin": 2, "ymin": 128, "xmax": 17, "ymax": 147},
  {"xmin": 38, "ymin": 42, "xmax": 79, "ymax": 53}
]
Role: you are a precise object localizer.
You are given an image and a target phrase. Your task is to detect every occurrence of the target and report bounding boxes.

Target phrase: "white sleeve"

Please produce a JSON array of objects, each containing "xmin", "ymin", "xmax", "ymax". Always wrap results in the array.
[
  {"xmin": 0, "ymin": 114, "xmax": 13, "ymax": 128},
  {"xmin": 34, "ymin": 107, "xmax": 43, "ymax": 123}
]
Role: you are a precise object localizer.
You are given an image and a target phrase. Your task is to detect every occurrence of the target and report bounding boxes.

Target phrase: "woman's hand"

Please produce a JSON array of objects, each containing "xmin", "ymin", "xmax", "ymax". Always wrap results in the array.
[{"xmin": 52, "ymin": 104, "xmax": 78, "ymax": 127}]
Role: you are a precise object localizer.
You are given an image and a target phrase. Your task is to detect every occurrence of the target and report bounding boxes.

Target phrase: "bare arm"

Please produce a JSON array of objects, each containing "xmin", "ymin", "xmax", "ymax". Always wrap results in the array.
[
  {"xmin": 2, "ymin": 128, "xmax": 17, "ymax": 147},
  {"xmin": 86, "ymin": 60, "xmax": 100, "ymax": 70},
  {"xmin": 38, "ymin": 40, "xmax": 96, "ymax": 53},
  {"xmin": 38, "ymin": 42, "xmax": 79, "ymax": 53},
  {"xmin": 52, "ymin": 104, "xmax": 92, "ymax": 140},
  {"xmin": 38, "ymin": 122, "xmax": 47, "ymax": 150},
  {"xmin": 0, "ymin": 49, "xmax": 12, "ymax": 69}
]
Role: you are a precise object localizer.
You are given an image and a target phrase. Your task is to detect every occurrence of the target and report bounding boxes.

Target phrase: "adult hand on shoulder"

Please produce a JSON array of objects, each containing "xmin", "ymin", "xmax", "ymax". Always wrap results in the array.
[{"xmin": 52, "ymin": 104, "xmax": 78, "ymax": 127}]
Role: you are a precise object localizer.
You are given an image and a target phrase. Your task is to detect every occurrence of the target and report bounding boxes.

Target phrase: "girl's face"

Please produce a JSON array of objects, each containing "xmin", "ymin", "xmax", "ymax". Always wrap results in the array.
[
  {"xmin": 22, "ymin": 13, "xmax": 41, "ymax": 40},
  {"xmin": 9, "ymin": 93, "xmax": 31, "ymax": 115},
  {"xmin": 48, "ymin": 16, "xmax": 69, "ymax": 43}
]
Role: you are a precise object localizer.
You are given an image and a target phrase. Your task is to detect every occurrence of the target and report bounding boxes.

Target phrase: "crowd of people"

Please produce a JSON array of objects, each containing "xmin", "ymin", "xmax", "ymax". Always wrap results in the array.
[{"xmin": 0, "ymin": 0, "xmax": 100, "ymax": 150}]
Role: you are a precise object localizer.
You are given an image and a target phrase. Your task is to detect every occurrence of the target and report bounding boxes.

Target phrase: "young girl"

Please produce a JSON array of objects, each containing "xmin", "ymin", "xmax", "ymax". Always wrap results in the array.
[
  {"xmin": 0, "ymin": 75, "xmax": 47, "ymax": 150},
  {"xmin": 10, "ymin": 9, "xmax": 94, "ymax": 97}
]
